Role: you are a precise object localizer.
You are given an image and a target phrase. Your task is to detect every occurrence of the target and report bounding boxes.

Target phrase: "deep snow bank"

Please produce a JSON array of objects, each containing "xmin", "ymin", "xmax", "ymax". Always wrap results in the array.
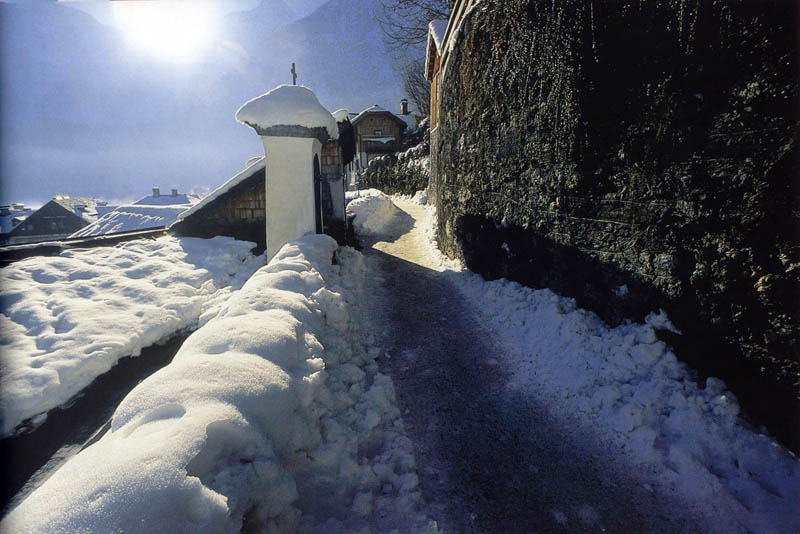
[
  {"xmin": 416, "ymin": 202, "xmax": 800, "ymax": 533},
  {"xmin": 0, "ymin": 236, "xmax": 263, "ymax": 437},
  {"xmin": 1, "ymin": 235, "xmax": 434, "ymax": 533},
  {"xmin": 345, "ymin": 189, "xmax": 398, "ymax": 236}
]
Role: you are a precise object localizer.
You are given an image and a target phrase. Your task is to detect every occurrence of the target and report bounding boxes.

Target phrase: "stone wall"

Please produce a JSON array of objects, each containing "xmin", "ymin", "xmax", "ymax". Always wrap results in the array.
[
  {"xmin": 431, "ymin": 0, "xmax": 799, "ymax": 450},
  {"xmin": 361, "ymin": 127, "xmax": 431, "ymax": 195}
]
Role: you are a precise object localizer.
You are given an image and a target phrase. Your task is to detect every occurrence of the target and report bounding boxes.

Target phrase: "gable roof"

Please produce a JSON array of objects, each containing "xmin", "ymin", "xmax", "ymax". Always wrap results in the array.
[
  {"xmin": 351, "ymin": 105, "xmax": 408, "ymax": 130},
  {"xmin": 51, "ymin": 196, "xmax": 100, "ymax": 222},
  {"xmin": 174, "ymin": 157, "xmax": 265, "ymax": 223},
  {"xmin": 426, "ymin": 19, "xmax": 448, "ymax": 80}
]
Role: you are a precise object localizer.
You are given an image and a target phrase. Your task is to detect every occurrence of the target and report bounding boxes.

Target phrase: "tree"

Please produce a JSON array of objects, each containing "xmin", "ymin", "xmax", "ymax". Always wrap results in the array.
[
  {"xmin": 378, "ymin": 0, "xmax": 451, "ymax": 118},
  {"xmin": 377, "ymin": 0, "xmax": 452, "ymax": 52},
  {"xmin": 402, "ymin": 59, "xmax": 430, "ymax": 117}
]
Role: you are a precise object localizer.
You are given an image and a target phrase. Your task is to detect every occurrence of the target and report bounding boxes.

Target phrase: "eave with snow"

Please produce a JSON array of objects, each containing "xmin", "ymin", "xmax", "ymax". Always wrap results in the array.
[
  {"xmin": 236, "ymin": 84, "xmax": 339, "ymax": 143},
  {"xmin": 170, "ymin": 158, "xmax": 267, "ymax": 250}
]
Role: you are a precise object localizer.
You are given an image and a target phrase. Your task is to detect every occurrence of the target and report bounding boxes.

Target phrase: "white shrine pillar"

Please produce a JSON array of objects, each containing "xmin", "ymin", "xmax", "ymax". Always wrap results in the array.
[{"xmin": 236, "ymin": 85, "xmax": 339, "ymax": 261}]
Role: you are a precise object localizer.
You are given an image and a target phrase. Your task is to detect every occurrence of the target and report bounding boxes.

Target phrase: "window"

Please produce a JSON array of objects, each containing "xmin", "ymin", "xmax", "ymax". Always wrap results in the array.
[{"xmin": 374, "ymin": 129, "xmax": 382, "ymax": 135}]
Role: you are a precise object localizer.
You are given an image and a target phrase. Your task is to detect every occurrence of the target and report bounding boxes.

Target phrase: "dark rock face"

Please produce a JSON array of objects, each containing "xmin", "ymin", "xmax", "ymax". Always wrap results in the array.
[{"xmin": 431, "ymin": 0, "xmax": 799, "ymax": 450}]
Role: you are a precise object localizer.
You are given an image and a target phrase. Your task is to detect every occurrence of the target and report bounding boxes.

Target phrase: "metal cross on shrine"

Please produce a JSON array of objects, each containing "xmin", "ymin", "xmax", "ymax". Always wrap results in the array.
[{"xmin": 291, "ymin": 63, "xmax": 297, "ymax": 85}]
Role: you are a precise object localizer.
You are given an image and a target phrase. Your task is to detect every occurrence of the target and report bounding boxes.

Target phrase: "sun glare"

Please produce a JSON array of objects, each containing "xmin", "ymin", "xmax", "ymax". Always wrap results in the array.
[{"xmin": 112, "ymin": 1, "xmax": 217, "ymax": 62}]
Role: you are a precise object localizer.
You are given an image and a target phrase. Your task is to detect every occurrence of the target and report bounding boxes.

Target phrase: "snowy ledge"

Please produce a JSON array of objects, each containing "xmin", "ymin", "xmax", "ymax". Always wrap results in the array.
[
  {"xmin": 3, "ymin": 235, "xmax": 433, "ymax": 533},
  {"xmin": 235, "ymin": 85, "xmax": 339, "ymax": 141}
]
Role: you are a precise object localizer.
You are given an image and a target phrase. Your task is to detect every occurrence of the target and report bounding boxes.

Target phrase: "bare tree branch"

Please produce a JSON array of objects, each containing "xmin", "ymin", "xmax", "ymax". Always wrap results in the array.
[
  {"xmin": 377, "ymin": 0, "xmax": 451, "ymax": 51},
  {"xmin": 402, "ymin": 59, "xmax": 430, "ymax": 116}
]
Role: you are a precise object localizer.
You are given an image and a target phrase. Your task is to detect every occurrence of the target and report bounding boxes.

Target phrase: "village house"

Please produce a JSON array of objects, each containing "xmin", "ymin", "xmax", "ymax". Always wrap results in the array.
[
  {"xmin": 0, "ymin": 203, "xmax": 35, "ymax": 244},
  {"xmin": 350, "ymin": 102, "xmax": 414, "ymax": 170},
  {"xmin": 2, "ymin": 196, "xmax": 104, "ymax": 245},
  {"xmin": 69, "ymin": 187, "xmax": 196, "ymax": 239},
  {"xmin": 170, "ymin": 158, "xmax": 268, "ymax": 250}
]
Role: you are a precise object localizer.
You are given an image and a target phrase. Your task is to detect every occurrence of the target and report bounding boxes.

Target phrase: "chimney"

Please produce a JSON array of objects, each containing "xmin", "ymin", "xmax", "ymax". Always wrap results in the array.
[
  {"xmin": 171, "ymin": 188, "xmax": 178, "ymax": 197},
  {"xmin": 400, "ymin": 98, "xmax": 409, "ymax": 115},
  {"xmin": 152, "ymin": 187, "xmax": 160, "ymax": 198}
]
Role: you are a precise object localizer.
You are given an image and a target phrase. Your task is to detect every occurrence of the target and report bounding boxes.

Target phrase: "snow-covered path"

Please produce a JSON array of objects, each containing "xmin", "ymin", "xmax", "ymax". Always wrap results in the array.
[{"xmin": 361, "ymin": 200, "xmax": 714, "ymax": 533}]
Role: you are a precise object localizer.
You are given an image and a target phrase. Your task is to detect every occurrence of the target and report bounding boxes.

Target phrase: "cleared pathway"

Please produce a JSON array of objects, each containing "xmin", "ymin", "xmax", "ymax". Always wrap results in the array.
[{"xmin": 361, "ymin": 199, "xmax": 707, "ymax": 533}]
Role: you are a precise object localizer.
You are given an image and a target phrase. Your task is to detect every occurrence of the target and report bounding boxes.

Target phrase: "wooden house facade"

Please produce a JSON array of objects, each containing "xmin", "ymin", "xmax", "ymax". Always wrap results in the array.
[
  {"xmin": 170, "ymin": 159, "xmax": 267, "ymax": 251},
  {"xmin": 351, "ymin": 105, "xmax": 408, "ymax": 169},
  {"xmin": 3, "ymin": 197, "xmax": 99, "ymax": 245}
]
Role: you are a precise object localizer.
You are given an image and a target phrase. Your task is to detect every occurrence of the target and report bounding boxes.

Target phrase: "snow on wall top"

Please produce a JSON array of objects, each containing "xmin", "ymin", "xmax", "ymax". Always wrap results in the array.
[
  {"xmin": 235, "ymin": 85, "xmax": 339, "ymax": 140},
  {"xmin": 174, "ymin": 157, "xmax": 266, "ymax": 223}
]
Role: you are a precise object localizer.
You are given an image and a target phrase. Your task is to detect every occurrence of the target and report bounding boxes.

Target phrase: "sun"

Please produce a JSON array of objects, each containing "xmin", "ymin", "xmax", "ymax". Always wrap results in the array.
[{"xmin": 112, "ymin": 1, "xmax": 217, "ymax": 63}]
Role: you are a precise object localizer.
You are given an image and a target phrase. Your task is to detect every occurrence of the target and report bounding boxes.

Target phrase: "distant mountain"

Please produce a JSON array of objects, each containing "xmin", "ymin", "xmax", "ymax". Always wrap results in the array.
[
  {"xmin": 267, "ymin": 0, "xmax": 411, "ymax": 114},
  {"xmin": 0, "ymin": 0, "xmax": 420, "ymax": 204},
  {"xmin": 225, "ymin": 0, "xmax": 413, "ymax": 114}
]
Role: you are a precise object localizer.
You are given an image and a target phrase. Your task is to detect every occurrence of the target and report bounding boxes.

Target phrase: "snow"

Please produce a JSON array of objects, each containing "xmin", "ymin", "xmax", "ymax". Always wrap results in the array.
[
  {"xmin": 133, "ymin": 192, "xmax": 198, "ymax": 206},
  {"xmin": 398, "ymin": 113, "xmax": 417, "ymax": 130},
  {"xmin": 0, "ymin": 236, "xmax": 264, "ymax": 437},
  {"xmin": 429, "ymin": 20, "xmax": 448, "ymax": 51},
  {"xmin": 332, "ymin": 108, "xmax": 350, "ymax": 122},
  {"xmin": 175, "ymin": 157, "xmax": 265, "ymax": 223},
  {"xmin": 68, "ymin": 204, "xmax": 189, "ymax": 238},
  {"xmin": 362, "ymin": 136, "xmax": 396, "ymax": 144},
  {"xmin": 391, "ymin": 188, "xmax": 429, "ymax": 206},
  {"xmin": 2, "ymin": 235, "xmax": 435, "ymax": 533},
  {"xmin": 0, "ymin": 207, "xmax": 34, "ymax": 234},
  {"xmin": 346, "ymin": 189, "xmax": 398, "ymax": 236},
  {"xmin": 351, "ymin": 105, "xmax": 405, "ymax": 130},
  {"xmin": 409, "ymin": 198, "xmax": 800, "ymax": 533},
  {"xmin": 236, "ymin": 84, "xmax": 339, "ymax": 140}
]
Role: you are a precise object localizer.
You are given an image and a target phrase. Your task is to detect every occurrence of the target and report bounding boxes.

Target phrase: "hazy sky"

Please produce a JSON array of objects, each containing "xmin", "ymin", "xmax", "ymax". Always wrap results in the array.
[{"xmin": 0, "ymin": 0, "xmax": 409, "ymax": 206}]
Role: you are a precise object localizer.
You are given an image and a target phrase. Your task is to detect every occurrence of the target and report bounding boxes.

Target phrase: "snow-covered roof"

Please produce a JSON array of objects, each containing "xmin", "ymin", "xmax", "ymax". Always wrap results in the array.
[
  {"xmin": 0, "ymin": 207, "xmax": 34, "ymax": 234},
  {"xmin": 235, "ymin": 85, "xmax": 338, "ymax": 140},
  {"xmin": 426, "ymin": 19, "xmax": 449, "ymax": 81},
  {"xmin": 332, "ymin": 108, "xmax": 350, "ymax": 122},
  {"xmin": 69, "ymin": 205, "xmax": 190, "ymax": 238},
  {"xmin": 351, "ymin": 105, "xmax": 408, "ymax": 130},
  {"xmin": 399, "ymin": 113, "xmax": 416, "ymax": 130},
  {"xmin": 429, "ymin": 20, "xmax": 448, "ymax": 51},
  {"xmin": 174, "ymin": 157, "xmax": 266, "ymax": 223},
  {"xmin": 133, "ymin": 193, "xmax": 198, "ymax": 206},
  {"xmin": 51, "ymin": 196, "xmax": 101, "ymax": 223}
]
